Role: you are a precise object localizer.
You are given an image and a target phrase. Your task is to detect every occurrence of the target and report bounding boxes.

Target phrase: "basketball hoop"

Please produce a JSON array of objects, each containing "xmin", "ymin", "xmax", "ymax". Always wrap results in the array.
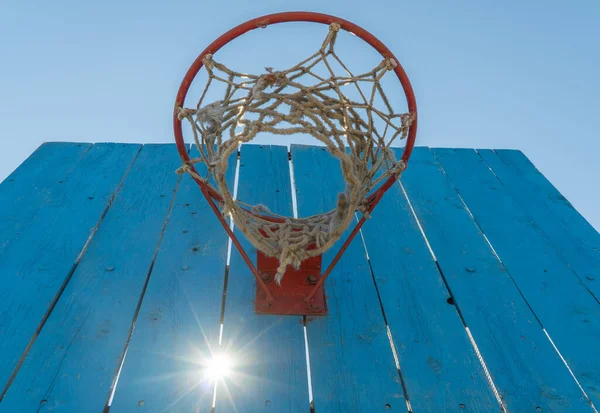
[{"xmin": 173, "ymin": 12, "xmax": 418, "ymax": 316}]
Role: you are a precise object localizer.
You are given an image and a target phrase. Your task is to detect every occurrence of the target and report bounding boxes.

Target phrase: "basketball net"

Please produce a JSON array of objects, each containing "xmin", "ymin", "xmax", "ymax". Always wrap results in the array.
[{"xmin": 176, "ymin": 23, "xmax": 415, "ymax": 284}]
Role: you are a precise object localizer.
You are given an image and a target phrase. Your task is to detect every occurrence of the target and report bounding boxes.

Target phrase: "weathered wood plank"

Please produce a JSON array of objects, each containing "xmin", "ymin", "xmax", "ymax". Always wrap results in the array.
[
  {"xmin": 216, "ymin": 145, "xmax": 309, "ymax": 412},
  {"xmin": 109, "ymin": 147, "xmax": 236, "ymax": 413},
  {"xmin": 0, "ymin": 143, "xmax": 140, "ymax": 397},
  {"xmin": 0, "ymin": 142, "xmax": 90, "ymax": 193},
  {"xmin": 432, "ymin": 147, "xmax": 600, "ymax": 407},
  {"xmin": 0, "ymin": 144, "xmax": 180, "ymax": 412},
  {"xmin": 0, "ymin": 142, "xmax": 91, "ymax": 251},
  {"xmin": 291, "ymin": 145, "xmax": 405, "ymax": 413},
  {"xmin": 478, "ymin": 149, "xmax": 600, "ymax": 301},
  {"xmin": 359, "ymin": 153, "xmax": 497, "ymax": 412},
  {"xmin": 402, "ymin": 147, "xmax": 591, "ymax": 412}
]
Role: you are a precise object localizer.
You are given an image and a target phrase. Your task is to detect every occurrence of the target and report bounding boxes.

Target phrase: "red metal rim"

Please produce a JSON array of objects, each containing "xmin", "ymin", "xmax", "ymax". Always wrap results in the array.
[{"xmin": 172, "ymin": 11, "xmax": 418, "ymax": 204}]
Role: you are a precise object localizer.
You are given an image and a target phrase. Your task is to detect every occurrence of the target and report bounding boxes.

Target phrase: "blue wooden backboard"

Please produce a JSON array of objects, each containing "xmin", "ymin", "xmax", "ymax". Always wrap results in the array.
[{"xmin": 0, "ymin": 143, "xmax": 598, "ymax": 413}]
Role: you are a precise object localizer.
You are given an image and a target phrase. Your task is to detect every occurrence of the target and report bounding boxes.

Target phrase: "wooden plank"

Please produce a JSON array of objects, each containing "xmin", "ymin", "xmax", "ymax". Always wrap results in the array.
[
  {"xmin": 478, "ymin": 149, "xmax": 600, "ymax": 301},
  {"xmin": 109, "ymin": 148, "xmax": 236, "ymax": 413},
  {"xmin": 216, "ymin": 145, "xmax": 309, "ymax": 412},
  {"xmin": 432, "ymin": 147, "xmax": 600, "ymax": 407},
  {"xmin": 0, "ymin": 142, "xmax": 90, "ymax": 194},
  {"xmin": 0, "ymin": 144, "xmax": 180, "ymax": 412},
  {"xmin": 0, "ymin": 142, "xmax": 91, "ymax": 250},
  {"xmin": 291, "ymin": 145, "xmax": 405, "ymax": 413},
  {"xmin": 357, "ymin": 151, "xmax": 497, "ymax": 412},
  {"xmin": 402, "ymin": 147, "xmax": 591, "ymax": 411},
  {"xmin": 0, "ymin": 143, "xmax": 140, "ymax": 396}
]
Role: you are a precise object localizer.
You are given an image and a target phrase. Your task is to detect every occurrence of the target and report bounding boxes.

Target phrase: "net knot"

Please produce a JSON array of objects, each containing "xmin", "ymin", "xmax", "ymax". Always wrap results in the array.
[
  {"xmin": 202, "ymin": 53, "xmax": 214, "ymax": 69},
  {"xmin": 358, "ymin": 199, "xmax": 372, "ymax": 218},
  {"xmin": 386, "ymin": 58, "xmax": 398, "ymax": 71},
  {"xmin": 252, "ymin": 69, "xmax": 287, "ymax": 99},
  {"xmin": 392, "ymin": 160, "xmax": 407, "ymax": 176},
  {"xmin": 176, "ymin": 107, "xmax": 195, "ymax": 121},
  {"xmin": 329, "ymin": 22, "xmax": 341, "ymax": 33},
  {"xmin": 402, "ymin": 112, "xmax": 416, "ymax": 128},
  {"xmin": 175, "ymin": 163, "xmax": 192, "ymax": 175}
]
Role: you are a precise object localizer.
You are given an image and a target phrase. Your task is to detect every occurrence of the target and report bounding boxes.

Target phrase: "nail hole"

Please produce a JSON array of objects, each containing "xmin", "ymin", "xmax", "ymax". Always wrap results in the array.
[
  {"xmin": 385, "ymin": 403, "xmax": 391, "ymax": 410},
  {"xmin": 40, "ymin": 400, "xmax": 47, "ymax": 405},
  {"xmin": 265, "ymin": 400, "xmax": 271, "ymax": 407},
  {"xmin": 183, "ymin": 230, "xmax": 188, "ymax": 234},
  {"xmin": 191, "ymin": 211, "xmax": 196, "ymax": 215},
  {"xmin": 459, "ymin": 404, "xmax": 466, "ymax": 409},
  {"xmin": 88, "ymin": 196, "xmax": 94, "ymax": 200},
  {"xmin": 446, "ymin": 297, "xmax": 455, "ymax": 305},
  {"xmin": 543, "ymin": 269, "xmax": 547, "ymax": 273},
  {"xmin": 58, "ymin": 181, "xmax": 63, "ymax": 184},
  {"xmin": 160, "ymin": 194, "xmax": 165, "ymax": 198}
]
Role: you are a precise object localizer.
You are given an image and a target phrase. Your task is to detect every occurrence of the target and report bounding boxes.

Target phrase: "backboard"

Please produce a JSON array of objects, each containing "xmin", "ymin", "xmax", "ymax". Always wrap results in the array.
[{"xmin": 0, "ymin": 143, "xmax": 598, "ymax": 413}]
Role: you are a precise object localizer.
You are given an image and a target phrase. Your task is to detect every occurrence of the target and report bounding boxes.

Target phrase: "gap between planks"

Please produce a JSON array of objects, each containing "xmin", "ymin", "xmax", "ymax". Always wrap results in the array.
[{"xmin": 0, "ymin": 145, "xmax": 143, "ymax": 403}]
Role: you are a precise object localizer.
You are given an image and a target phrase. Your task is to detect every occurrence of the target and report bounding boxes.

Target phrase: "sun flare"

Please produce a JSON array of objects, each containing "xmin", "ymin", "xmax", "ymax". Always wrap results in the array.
[{"xmin": 204, "ymin": 353, "xmax": 233, "ymax": 381}]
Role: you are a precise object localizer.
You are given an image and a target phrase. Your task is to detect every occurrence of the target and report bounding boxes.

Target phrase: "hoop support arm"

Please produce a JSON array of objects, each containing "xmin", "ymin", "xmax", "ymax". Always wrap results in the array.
[{"xmin": 193, "ymin": 174, "xmax": 274, "ymax": 302}]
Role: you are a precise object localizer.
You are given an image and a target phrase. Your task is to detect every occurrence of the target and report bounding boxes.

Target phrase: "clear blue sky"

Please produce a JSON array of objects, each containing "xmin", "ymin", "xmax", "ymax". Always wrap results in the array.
[{"xmin": 1, "ymin": 0, "xmax": 599, "ymax": 230}]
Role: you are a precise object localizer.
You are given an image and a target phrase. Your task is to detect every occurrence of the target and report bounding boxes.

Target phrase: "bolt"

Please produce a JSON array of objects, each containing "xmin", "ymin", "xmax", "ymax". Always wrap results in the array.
[
  {"xmin": 586, "ymin": 275, "xmax": 595, "ymax": 281},
  {"xmin": 260, "ymin": 273, "xmax": 272, "ymax": 283},
  {"xmin": 181, "ymin": 265, "xmax": 190, "ymax": 271},
  {"xmin": 309, "ymin": 303, "xmax": 323, "ymax": 312},
  {"xmin": 105, "ymin": 265, "xmax": 115, "ymax": 272},
  {"xmin": 258, "ymin": 299, "xmax": 272, "ymax": 310},
  {"xmin": 307, "ymin": 275, "xmax": 319, "ymax": 285}
]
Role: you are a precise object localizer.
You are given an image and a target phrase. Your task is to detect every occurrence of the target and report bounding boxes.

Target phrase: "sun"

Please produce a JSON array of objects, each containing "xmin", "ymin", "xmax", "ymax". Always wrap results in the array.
[{"xmin": 204, "ymin": 353, "xmax": 233, "ymax": 381}]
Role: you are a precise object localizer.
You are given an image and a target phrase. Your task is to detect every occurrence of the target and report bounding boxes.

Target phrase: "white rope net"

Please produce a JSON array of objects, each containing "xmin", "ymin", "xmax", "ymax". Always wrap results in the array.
[{"xmin": 176, "ymin": 23, "xmax": 415, "ymax": 284}]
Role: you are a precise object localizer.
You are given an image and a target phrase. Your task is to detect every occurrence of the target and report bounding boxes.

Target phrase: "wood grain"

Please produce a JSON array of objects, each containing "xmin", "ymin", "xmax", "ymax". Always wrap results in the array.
[
  {"xmin": 479, "ymin": 149, "xmax": 600, "ymax": 301},
  {"xmin": 109, "ymin": 147, "xmax": 236, "ymax": 413},
  {"xmin": 0, "ymin": 143, "xmax": 139, "ymax": 397},
  {"xmin": 433, "ymin": 147, "xmax": 600, "ymax": 407},
  {"xmin": 359, "ymin": 150, "xmax": 497, "ymax": 412},
  {"xmin": 0, "ymin": 143, "xmax": 91, "ymax": 255},
  {"xmin": 215, "ymin": 144, "xmax": 309, "ymax": 413},
  {"xmin": 0, "ymin": 144, "xmax": 180, "ymax": 412},
  {"xmin": 402, "ymin": 147, "xmax": 590, "ymax": 412},
  {"xmin": 292, "ymin": 144, "xmax": 406, "ymax": 413}
]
